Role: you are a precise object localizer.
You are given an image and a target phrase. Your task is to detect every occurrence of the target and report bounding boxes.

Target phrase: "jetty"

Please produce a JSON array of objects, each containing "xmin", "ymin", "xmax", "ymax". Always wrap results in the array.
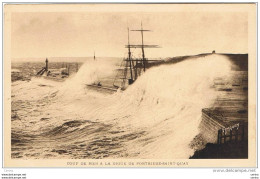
[
  {"xmin": 36, "ymin": 58, "xmax": 76, "ymax": 80},
  {"xmin": 36, "ymin": 58, "xmax": 50, "ymax": 76}
]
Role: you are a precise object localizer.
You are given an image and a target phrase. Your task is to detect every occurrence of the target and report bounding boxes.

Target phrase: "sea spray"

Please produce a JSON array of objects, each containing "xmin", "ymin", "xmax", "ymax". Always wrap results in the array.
[
  {"xmin": 59, "ymin": 54, "xmax": 232, "ymax": 158},
  {"xmin": 11, "ymin": 54, "xmax": 233, "ymax": 159},
  {"xmin": 57, "ymin": 58, "xmax": 117, "ymax": 99},
  {"xmin": 99, "ymin": 54, "xmax": 233, "ymax": 158},
  {"xmin": 11, "ymin": 77, "xmax": 61, "ymax": 101}
]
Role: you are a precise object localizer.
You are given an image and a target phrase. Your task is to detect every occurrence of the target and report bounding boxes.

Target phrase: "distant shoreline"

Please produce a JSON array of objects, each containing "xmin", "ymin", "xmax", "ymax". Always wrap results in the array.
[
  {"xmin": 11, "ymin": 53, "xmax": 248, "ymax": 63},
  {"xmin": 11, "ymin": 57, "xmax": 123, "ymax": 63}
]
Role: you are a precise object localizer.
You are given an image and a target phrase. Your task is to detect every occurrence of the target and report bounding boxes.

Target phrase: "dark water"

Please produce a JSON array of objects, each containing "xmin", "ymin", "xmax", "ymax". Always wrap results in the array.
[
  {"xmin": 11, "ymin": 62, "xmax": 83, "ymax": 82},
  {"xmin": 10, "ymin": 55, "xmax": 248, "ymax": 159}
]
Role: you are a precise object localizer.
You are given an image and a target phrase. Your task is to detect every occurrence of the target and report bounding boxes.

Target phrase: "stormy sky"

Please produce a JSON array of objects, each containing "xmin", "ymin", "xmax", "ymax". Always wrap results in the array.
[{"xmin": 10, "ymin": 4, "xmax": 248, "ymax": 59}]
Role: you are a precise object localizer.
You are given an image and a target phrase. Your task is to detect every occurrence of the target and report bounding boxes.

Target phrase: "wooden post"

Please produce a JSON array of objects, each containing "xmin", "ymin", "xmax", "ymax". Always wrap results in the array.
[
  {"xmin": 223, "ymin": 129, "xmax": 226, "ymax": 144},
  {"xmin": 218, "ymin": 130, "xmax": 220, "ymax": 144},
  {"xmin": 230, "ymin": 129, "xmax": 232, "ymax": 142},
  {"xmin": 242, "ymin": 125, "xmax": 245, "ymax": 141},
  {"xmin": 235, "ymin": 127, "xmax": 238, "ymax": 142},
  {"xmin": 218, "ymin": 130, "xmax": 221, "ymax": 144},
  {"xmin": 219, "ymin": 129, "xmax": 222, "ymax": 144},
  {"xmin": 220, "ymin": 129, "xmax": 223, "ymax": 144}
]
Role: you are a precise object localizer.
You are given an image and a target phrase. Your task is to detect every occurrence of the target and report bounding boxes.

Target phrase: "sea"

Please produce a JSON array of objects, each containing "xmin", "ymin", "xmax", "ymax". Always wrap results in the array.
[{"xmin": 11, "ymin": 54, "xmax": 248, "ymax": 159}]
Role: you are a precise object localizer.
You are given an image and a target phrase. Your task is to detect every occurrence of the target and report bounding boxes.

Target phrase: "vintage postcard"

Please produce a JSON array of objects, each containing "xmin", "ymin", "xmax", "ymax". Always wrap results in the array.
[{"xmin": 3, "ymin": 3, "xmax": 256, "ymax": 167}]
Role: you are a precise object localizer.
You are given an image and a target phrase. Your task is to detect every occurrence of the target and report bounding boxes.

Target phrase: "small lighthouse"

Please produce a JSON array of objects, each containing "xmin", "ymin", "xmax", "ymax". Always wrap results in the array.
[{"xmin": 45, "ymin": 58, "xmax": 48, "ymax": 71}]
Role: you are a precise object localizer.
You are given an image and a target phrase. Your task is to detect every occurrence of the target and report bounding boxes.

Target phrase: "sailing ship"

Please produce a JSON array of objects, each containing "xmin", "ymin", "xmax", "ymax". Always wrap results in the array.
[
  {"xmin": 113, "ymin": 22, "xmax": 161, "ymax": 90},
  {"xmin": 87, "ymin": 23, "xmax": 162, "ymax": 92}
]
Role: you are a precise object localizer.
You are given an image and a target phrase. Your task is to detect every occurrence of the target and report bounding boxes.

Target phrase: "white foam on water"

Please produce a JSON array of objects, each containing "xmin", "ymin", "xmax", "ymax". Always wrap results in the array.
[
  {"xmin": 12, "ymin": 54, "xmax": 232, "ymax": 159},
  {"xmin": 57, "ymin": 59, "xmax": 117, "ymax": 99},
  {"xmin": 103, "ymin": 54, "xmax": 232, "ymax": 158},
  {"xmin": 11, "ymin": 77, "xmax": 61, "ymax": 101}
]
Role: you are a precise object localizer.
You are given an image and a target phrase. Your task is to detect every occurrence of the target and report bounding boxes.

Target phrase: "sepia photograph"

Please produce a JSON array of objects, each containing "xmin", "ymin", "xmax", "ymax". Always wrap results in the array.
[{"xmin": 3, "ymin": 3, "xmax": 257, "ymax": 168}]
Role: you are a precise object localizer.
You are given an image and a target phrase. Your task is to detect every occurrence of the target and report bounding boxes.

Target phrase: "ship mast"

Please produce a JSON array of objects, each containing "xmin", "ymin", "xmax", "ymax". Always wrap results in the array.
[
  {"xmin": 129, "ymin": 22, "xmax": 159, "ymax": 73},
  {"xmin": 127, "ymin": 27, "xmax": 134, "ymax": 82},
  {"xmin": 140, "ymin": 22, "xmax": 146, "ymax": 71},
  {"xmin": 119, "ymin": 22, "xmax": 160, "ymax": 87}
]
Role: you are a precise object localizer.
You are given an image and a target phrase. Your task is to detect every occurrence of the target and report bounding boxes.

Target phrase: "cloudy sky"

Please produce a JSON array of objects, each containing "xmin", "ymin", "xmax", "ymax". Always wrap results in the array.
[{"xmin": 10, "ymin": 5, "xmax": 248, "ymax": 59}]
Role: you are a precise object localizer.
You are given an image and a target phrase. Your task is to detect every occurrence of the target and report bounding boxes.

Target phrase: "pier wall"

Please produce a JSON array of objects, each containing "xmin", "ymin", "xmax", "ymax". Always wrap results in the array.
[
  {"xmin": 200, "ymin": 108, "xmax": 248, "ymax": 144},
  {"xmin": 199, "ymin": 109, "xmax": 225, "ymax": 144}
]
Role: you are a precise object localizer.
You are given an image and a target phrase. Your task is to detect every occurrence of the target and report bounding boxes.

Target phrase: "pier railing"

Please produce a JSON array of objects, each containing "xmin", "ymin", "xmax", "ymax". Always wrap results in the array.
[{"xmin": 217, "ymin": 123, "xmax": 247, "ymax": 144}]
